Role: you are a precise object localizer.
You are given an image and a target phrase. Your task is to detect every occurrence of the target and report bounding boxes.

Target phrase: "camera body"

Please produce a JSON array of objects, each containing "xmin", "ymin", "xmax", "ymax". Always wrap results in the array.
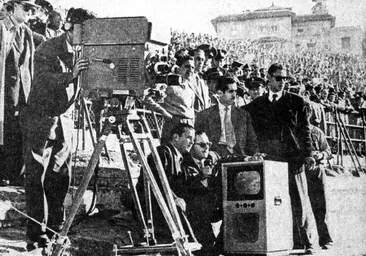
[{"xmin": 76, "ymin": 17, "xmax": 167, "ymax": 98}]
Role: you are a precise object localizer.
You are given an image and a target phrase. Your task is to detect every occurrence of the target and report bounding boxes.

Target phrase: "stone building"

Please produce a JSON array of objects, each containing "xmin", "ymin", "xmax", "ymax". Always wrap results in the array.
[{"xmin": 211, "ymin": 2, "xmax": 364, "ymax": 55}]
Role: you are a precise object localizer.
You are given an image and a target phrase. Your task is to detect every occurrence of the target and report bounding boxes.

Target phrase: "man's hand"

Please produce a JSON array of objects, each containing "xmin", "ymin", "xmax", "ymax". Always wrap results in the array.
[
  {"xmin": 73, "ymin": 57, "xmax": 90, "ymax": 78},
  {"xmin": 305, "ymin": 156, "xmax": 316, "ymax": 171},
  {"xmin": 201, "ymin": 166, "xmax": 212, "ymax": 179},
  {"xmin": 244, "ymin": 153, "xmax": 265, "ymax": 162},
  {"xmin": 175, "ymin": 197, "xmax": 186, "ymax": 212}
]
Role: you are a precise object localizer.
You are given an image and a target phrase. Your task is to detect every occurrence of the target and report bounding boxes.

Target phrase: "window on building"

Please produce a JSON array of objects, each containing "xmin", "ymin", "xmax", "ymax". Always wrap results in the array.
[
  {"xmin": 341, "ymin": 37, "xmax": 351, "ymax": 49},
  {"xmin": 297, "ymin": 28, "xmax": 304, "ymax": 33}
]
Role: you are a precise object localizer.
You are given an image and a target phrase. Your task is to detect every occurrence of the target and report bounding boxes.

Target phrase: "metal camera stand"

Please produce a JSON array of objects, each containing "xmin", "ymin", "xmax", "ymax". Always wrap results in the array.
[{"xmin": 50, "ymin": 97, "xmax": 201, "ymax": 256}]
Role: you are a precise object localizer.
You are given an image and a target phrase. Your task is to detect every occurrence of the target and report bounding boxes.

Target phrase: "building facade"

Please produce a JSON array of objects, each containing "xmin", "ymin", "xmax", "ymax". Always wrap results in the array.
[{"xmin": 211, "ymin": 2, "xmax": 364, "ymax": 55}]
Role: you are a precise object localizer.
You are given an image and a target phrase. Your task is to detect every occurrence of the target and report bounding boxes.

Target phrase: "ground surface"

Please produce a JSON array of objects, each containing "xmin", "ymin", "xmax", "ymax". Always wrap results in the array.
[{"xmin": 0, "ymin": 131, "xmax": 366, "ymax": 256}]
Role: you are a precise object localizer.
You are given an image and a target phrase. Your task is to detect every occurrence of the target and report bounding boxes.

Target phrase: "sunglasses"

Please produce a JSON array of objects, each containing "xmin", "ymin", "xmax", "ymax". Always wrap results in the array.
[
  {"xmin": 194, "ymin": 142, "xmax": 212, "ymax": 148},
  {"xmin": 274, "ymin": 76, "xmax": 287, "ymax": 82},
  {"xmin": 20, "ymin": 3, "xmax": 36, "ymax": 15}
]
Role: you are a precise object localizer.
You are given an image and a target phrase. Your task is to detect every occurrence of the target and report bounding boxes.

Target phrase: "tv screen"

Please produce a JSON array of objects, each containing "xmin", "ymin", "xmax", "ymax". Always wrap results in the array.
[
  {"xmin": 226, "ymin": 164, "xmax": 264, "ymax": 201},
  {"xmin": 234, "ymin": 171, "xmax": 261, "ymax": 196}
]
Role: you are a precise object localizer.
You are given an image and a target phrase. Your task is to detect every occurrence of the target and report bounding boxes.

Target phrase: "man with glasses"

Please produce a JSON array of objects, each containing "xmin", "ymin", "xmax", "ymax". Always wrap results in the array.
[
  {"xmin": 195, "ymin": 76, "xmax": 258, "ymax": 158},
  {"xmin": 243, "ymin": 63, "xmax": 318, "ymax": 255},
  {"xmin": 0, "ymin": 0, "xmax": 38, "ymax": 186},
  {"xmin": 181, "ymin": 131, "xmax": 221, "ymax": 256},
  {"xmin": 21, "ymin": 7, "xmax": 95, "ymax": 252}
]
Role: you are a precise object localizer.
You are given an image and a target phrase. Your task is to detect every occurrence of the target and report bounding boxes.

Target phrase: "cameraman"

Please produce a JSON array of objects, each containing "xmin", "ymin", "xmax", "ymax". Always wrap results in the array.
[
  {"xmin": 21, "ymin": 8, "xmax": 95, "ymax": 252},
  {"xmin": 145, "ymin": 49, "xmax": 196, "ymax": 145}
]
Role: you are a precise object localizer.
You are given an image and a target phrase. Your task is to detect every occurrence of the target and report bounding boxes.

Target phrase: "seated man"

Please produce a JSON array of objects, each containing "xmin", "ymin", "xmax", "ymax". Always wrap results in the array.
[
  {"xmin": 181, "ymin": 131, "xmax": 221, "ymax": 256},
  {"xmin": 136, "ymin": 123, "xmax": 195, "ymax": 240}
]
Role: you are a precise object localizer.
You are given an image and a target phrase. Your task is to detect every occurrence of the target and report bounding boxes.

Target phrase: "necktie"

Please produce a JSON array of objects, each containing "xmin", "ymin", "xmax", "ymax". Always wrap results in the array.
[
  {"xmin": 224, "ymin": 106, "xmax": 236, "ymax": 153},
  {"xmin": 272, "ymin": 94, "xmax": 278, "ymax": 104},
  {"xmin": 14, "ymin": 26, "xmax": 24, "ymax": 53}
]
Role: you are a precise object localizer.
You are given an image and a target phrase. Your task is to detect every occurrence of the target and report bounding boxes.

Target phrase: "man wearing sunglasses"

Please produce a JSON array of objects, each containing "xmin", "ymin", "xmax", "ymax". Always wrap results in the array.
[
  {"xmin": 243, "ymin": 63, "xmax": 318, "ymax": 255},
  {"xmin": 0, "ymin": 0, "xmax": 39, "ymax": 186},
  {"xmin": 195, "ymin": 76, "xmax": 258, "ymax": 159},
  {"xmin": 20, "ymin": 7, "xmax": 95, "ymax": 252},
  {"xmin": 181, "ymin": 131, "xmax": 222, "ymax": 256}
]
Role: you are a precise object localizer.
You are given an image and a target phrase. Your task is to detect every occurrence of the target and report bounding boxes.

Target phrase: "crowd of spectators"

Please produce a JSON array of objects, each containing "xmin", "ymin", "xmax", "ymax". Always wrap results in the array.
[{"xmin": 169, "ymin": 30, "xmax": 366, "ymax": 120}]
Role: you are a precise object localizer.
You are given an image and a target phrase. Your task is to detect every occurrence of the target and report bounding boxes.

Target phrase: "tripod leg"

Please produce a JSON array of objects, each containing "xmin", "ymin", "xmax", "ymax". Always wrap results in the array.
[
  {"xmin": 338, "ymin": 112, "xmax": 363, "ymax": 172},
  {"xmin": 138, "ymin": 117, "xmax": 187, "ymax": 237},
  {"xmin": 81, "ymin": 97, "xmax": 96, "ymax": 147},
  {"xmin": 124, "ymin": 117, "xmax": 192, "ymax": 256},
  {"xmin": 117, "ymin": 126, "xmax": 150, "ymax": 243},
  {"xmin": 337, "ymin": 116, "xmax": 359, "ymax": 176},
  {"xmin": 51, "ymin": 121, "xmax": 113, "ymax": 256}
]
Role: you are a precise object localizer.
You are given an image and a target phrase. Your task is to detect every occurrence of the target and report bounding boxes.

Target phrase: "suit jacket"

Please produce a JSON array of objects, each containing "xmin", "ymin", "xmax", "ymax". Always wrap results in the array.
[
  {"xmin": 193, "ymin": 74, "xmax": 210, "ymax": 112},
  {"xmin": 137, "ymin": 144, "xmax": 186, "ymax": 198},
  {"xmin": 21, "ymin": 33, "xmax": 75, "ymax": 146},
  {"xmin": 243, "ymin": 91, "xmax": 313, "ymax": 165},
  {"xmin": 195, "ymin": 104, "xmax": 258, "ymax": 157},
  {"xmin": 0, "ymin": 17, "xmax": 34, "ymax": 144}
]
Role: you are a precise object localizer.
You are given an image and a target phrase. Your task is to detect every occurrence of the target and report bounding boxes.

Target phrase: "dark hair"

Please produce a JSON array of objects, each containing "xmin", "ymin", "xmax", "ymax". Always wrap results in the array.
[
  {"xmin": 169, "ymin": 123, "xmax": 194, "ymax": 140},
  {"xmin": 216, "ymin": 76, "xmax": 236, "ymax": 93},
  {"xmin": 194, "ymin": 130, "xmax": 206, "ymax": 137},
  {"xmin": 268, "ymin": 63, "xmax": 283, "ymax": 77},
  {"xmin": 175, "ymin": 50, "xmax": 194, "ymax": 67}
]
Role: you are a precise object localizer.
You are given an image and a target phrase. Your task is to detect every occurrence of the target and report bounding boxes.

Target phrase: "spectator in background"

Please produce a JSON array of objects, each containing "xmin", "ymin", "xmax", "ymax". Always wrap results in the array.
[
  {"xmin": 27, "ymin": 0, "xmax": 53, "ymax": 47},
  {"xmin": 45, "ymin": 9, "xmax": 63, "ymax": 38},
  {"xmin": 193, "ymin": 48, "xmax": 210, "ymax": 112},
  {"xmin": 0, "ymin": 0, "xmax": 38, "ymax": 186},
  {"xmin": 306, "ymin": 109, "xmax": 334, "ymax": 251}
]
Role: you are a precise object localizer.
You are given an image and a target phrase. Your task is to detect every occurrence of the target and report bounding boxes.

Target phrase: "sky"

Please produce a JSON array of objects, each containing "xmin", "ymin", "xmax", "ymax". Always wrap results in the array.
[{"xmin": 50, "ymin": 0, "xmax": 366, "ymax": 42}]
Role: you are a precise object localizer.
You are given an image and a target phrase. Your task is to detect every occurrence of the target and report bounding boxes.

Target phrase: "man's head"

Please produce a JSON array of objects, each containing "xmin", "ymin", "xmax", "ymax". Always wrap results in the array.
[
  {"xmin": 216, "ymin": 76, "xmax": 237, "ymax": 106},
  {"xmin": 10, "ymin": 0, "xmax": 39, "ymax": 23},
  {"xmin": 175, "ymin": 51, "xmax": 195, "ymax": 80},
  {"xmin": 320, "ymin": 88, "xmax": 329, "ymax": 100},
  {"xmin": 194, "ymin": 48, "xmax": 205, "ymax": 73},
  {"xmin": 213, "ymin": 49, "xmax": 226, "ymax": 68},
  {"xmin": 34, "ymin": 0, "xmax": 52, "ymax": 23},
  {"xmin": 246, "ymin": 77, "xmax": 266, "ymax": 100},
  {"xmin": 169, "ymin": 123, "xmax": 195, "ymax": 154},
  {"xmin": 191, "ymin": 131, "xmax": 211, "ymax": 160},
  {"xmin": 64, "ymin": 8, "xmax": 96, "ymax": 45},
  {"xmin": 47, "ymin": 10, "xmax": 62, "ymax": 30},
  {"xmin": 267, "ymin": 63, "xmax": 287, "ymax": 93}
]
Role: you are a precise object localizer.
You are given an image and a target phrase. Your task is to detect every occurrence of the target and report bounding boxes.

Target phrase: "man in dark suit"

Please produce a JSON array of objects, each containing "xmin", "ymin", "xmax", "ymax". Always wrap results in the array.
[
  {"xmin": 195, "ymin": 76, "xmax": 258, "ymax": 158},
  {"xmin": 0, "ymin": 0, "xmax": 38, "ymax": 186},
  {"xmin": 181, "ymin": 131, "xmax": 221, "ymax": 256},
  {"xmin": 136, "ymin": 123, "xmax": 195, "ymax": 241},
  {"xmin": 21, "ymin": 8, "xmax": 95, "ymax": 251},
  {"xmin": 243, "ymin": 63, "xmax": 318, "ymax": 255}
]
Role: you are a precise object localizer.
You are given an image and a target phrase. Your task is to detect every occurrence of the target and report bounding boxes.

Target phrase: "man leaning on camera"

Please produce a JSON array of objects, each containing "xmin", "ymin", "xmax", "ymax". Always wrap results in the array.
[{"xmin": 20, "ymin": 8, "xmax": 95, "ymax": 252}]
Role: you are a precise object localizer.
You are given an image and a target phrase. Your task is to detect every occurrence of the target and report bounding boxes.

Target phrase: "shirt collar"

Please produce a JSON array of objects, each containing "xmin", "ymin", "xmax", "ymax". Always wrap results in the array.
[
  {"xmin": 170, "ymin": 144, "xmax": 183, "ymax": 161},
  {"xmin": 4, "ymin": 15, "xmax": 19, "ymax": 30},
  {"xmin": 66, "ymin": 39, "xmax": 73, "ymax": 53},
  {"xmin": 218, "ymin": 101, "xmax": 231, "ymax": 111},
  {"xmin": 268, "ymin": 90, "xmax": 283, "ymax": 101}
]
